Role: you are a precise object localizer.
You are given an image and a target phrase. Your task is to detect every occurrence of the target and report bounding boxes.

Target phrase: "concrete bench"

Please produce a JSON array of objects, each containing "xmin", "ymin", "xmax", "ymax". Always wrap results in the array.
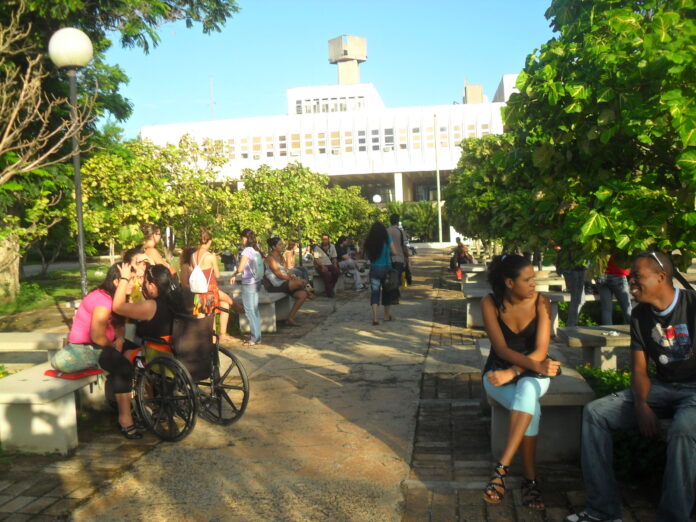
[
  {"xmin": 546, "ymin": 291, "xmax": 600, "ymax": 335},
  {"xmin": 220, "ymin": 285, "xmax": 293, "ymax": 333},
  {"xmin": 0, "ymin": 361, "xmax": 102, "ymax": 454},
  {"xmin": 476, "ymin": 338, "xmax": 595, "ymax": 462},
  {"xmin": 557, "ymin": 325, "xmax": 631, "ymax": 370},
  {"xmin": 0, "ymin": 332, "xmax": 68, "ymax": 362}
]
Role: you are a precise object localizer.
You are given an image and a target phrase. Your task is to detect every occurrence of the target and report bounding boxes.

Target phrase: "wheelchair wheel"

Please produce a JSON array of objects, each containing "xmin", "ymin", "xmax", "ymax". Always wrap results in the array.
[
  {"xmin": 135, "ymin": 356, "xmax": 198, "ymax": 441},
  {"xmin": 197, "ymin": 347, "xmax": 249, "ymax": 425}
]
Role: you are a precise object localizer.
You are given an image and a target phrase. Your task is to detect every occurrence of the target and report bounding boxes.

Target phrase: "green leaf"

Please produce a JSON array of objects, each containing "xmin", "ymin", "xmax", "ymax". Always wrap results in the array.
[
  {"xmin": 580, "ymin": 212, "xmax": 607, "ymax": 238},
  {"xmin": 676, "ymin": 150, "xmax": 696, "ymax": 174}
]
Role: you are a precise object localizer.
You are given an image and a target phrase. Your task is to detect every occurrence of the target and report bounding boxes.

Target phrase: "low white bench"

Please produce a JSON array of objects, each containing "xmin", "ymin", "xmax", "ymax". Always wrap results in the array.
[
  {"xmin": 476, "ymin": 338, "xmax": 595, "ymax": 462},
  {"xmin": 0, "ymin": 332, "xmax": 67, "ymax": 362},
  {"xmin": 0, "ymin": 362, "xmax": 101, "ymax": 455},
  {"xmin": 220, "ymin": 285, "xmax": 293, "ymax": 333},
  {"xmin": 557, "ymin": 325, "xmax": 631, "ymax": 370}
]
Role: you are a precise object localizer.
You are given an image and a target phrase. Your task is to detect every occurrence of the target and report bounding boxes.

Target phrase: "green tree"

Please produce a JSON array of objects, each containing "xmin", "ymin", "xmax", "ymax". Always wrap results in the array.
[
  {"xmin": 504, "ymin": 0, "xmax": 696, "ymax": 265},
  {"xmin": 403, "ymin": 201, "xmax": 439, "ymax": 242},
  {"xmin": 0, "ymin": 0, "xmax": 240, "ymax": 298},
  {"xmin": 445, "ymin": 0, "xmax": 695, "ymax": 266}
]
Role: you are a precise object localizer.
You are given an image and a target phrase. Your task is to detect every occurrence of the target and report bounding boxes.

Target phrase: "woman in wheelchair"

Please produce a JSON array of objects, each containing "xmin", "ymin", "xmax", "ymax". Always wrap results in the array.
[{"xmin": 112, "ymin": 263, "xmax": 189, "ymax": 433}]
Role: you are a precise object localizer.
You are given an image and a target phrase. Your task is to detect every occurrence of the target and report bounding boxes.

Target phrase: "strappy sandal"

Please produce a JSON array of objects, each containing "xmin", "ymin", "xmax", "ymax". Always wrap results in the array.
[
  {"xmin": 521, "ymin": 477, "xmax": 545, "ymax": 510},
  {"xmin": 118, "ymin": 423, "xmax": 143, "ymax": 440},
  {"xmin": 482, "ymin": 462, "xmax": 508, "ymax": 504}
]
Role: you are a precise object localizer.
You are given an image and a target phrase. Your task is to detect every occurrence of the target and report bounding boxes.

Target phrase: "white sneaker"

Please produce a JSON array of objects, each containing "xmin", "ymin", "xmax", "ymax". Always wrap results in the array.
[{"xmin": 564, "ymin": 511, "xmax": 622, "ymax": 522}]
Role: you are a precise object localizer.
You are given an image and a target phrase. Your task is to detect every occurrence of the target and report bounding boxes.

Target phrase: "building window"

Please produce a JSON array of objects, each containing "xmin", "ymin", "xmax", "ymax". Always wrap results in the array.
[
  {"xmin": 359, "ymin": 138, "xmax": 366, "ymax": 144},
  {"xmin": 344, "ymin": 131, "xmax": 352, "ymax": 137},
  {"xmin": 319, "ymin": 147, "xmax": 326, "ymax": 154},
  {"xmin": 372, "ymin": 137, "xmax": 379, "ymax": 143},
  {"xmin": 318, "ymin": 132, "xmax": 325, "ymax": 138},
  {"xmin": 291, "ymin": 133, "xmax": 300, "ymax": 140},
  {"xmin": 279, "ymin": 143, "xmax": 286, "ymax": 149},
  {"xmin": 296, "ymin": 101, "xmax": 302, "ymax": 115},
  {"xmin": 330, "ymin": 131, "xmax": 340, "ymax": 138},
  {"xmin": 440, "ymin": 126, "xmax": 447, "ymax": 132},
  {"xmin": 345, "ymin": 138, "xmax": 352, "ymax": 145},
  {"xmin": 358, "ymin": 130, "xmax": 366, "ymax": 136},
  {"xmin": 414, "ymin": 183, "xmax": 437, "ymax": 201},
  {"xmin": 331, "ymin": 139, "xmax": 340, "ymax": 146},
  {"xmin": 267, "ymin": 151, "xmax": 273, "ymax": 157},
  {"xmin": 241, "ymin": 153, "xmax": 248, "ymax": 159},
  {"xmin": 385, "ymin": 136, "xmax": 394, "ymax": 144},
  {"xmin": 371, "ymin": 129, "xmax": 379, "ymax": 135},
  {"xmin": 253, "ymin": 144, "xmax": 261, "ymax": 151},
  {"xmin": 372, "ymin": 145, "xmax": 379, "ymax": 151},
  {"xmin": 266, "ymin": 136, "xmax": 273, "ymax": 142},
  {"xmin": 280, "ymin": 151, "xmax": 287, "ymax": 156},
  {"xmin": 305, "ymin": 149, "xmax": 313, "ymax": 155},
  {"xmin": 292, "ymin": 141, "xmax": 300, "ymax": 149},
  {"xmin": 399, "ymin": 144, "xmax": 407, "ymax": 149},
  {"xmin": 359, "ymin": 146, "xmax": 366, "ymax": 152},
  {"xmin": 412, "ymin": 127, "xmax": 420, "ymax": 133},
  {"xmin": 346, "ymin": 146, "xmax": 353, "ymax": 152}
]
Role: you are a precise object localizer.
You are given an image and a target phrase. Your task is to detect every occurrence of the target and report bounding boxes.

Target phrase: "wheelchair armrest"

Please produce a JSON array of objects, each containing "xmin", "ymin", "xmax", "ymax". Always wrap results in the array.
[{"xmin": 141, "ymin": 335, "xmax": 172, "ymax": 346}]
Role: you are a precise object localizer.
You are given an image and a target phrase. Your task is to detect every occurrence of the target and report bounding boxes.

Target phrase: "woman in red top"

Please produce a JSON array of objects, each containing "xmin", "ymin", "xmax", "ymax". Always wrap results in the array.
[{"xmin": 597, "ymin": 255, "xmax": 632, "ymax": 325}]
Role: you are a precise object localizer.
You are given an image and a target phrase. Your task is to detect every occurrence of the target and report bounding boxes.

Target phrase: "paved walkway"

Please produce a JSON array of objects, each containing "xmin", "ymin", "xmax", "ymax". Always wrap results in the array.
[{"xmin": 0, "ymin": 250, "xmax": 669, "ymax": 521}]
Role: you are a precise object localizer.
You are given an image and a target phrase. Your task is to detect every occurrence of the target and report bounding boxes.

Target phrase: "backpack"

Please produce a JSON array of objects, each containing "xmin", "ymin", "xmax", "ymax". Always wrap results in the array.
[{"xmin": 189, "ymin": 251, "xmax": 212, "ymax": 293}]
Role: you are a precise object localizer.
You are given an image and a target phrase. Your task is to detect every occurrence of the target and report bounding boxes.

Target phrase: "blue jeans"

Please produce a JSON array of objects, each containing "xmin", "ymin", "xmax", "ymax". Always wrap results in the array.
[
  {"xmin": 561, "ymin": 269, "xmax": 586, "ymax": 327},
  {"xmin": 580, "ymin": 381, "xmax": 696, "ymax": 521},
  {"xmin": 483, "ymin": 373, "xmax": 551, "ymax": 436},
  {"xmin": 241, "ymin": 282, "xmax": 261, "ymax": 342},
  {"xmin": 369, "ymin": 264, "xmax": 393, "ymax": 306},
  {"xmin": 597, "ymin": 274, "xmax": 632, "ymax": 325}
]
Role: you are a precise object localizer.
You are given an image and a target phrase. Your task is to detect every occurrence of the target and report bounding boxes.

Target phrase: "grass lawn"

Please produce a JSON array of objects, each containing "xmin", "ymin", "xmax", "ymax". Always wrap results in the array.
[{"xmin": 0, "ymin": 265, "xmax": 111, "ymax": 316}]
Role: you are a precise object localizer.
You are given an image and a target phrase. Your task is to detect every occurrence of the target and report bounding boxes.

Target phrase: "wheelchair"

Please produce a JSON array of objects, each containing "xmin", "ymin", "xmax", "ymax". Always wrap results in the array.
[{"xmin": 131, "ymin": 311, "xmax": 250, "ymax": 442}]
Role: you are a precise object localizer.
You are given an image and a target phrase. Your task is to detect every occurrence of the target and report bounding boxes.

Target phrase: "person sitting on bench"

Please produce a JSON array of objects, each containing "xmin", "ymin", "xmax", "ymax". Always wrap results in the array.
[
  {"xmin": 480, "ymin": 254, "xmax": 560, "ymax": 511},
  {"xmin": 566, "ymin": 251, "xmax": 696, "ymax": 522}
]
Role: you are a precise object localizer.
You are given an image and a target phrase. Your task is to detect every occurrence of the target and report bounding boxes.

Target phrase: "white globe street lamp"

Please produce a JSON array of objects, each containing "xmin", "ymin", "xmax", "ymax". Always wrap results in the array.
[
  {"xmin": 372, "ymin": 194, "xmax": 382, "ymax": 204},
  {"xmin": 48, "ymin": 28, "xmax": 93, "ymax": 296}
]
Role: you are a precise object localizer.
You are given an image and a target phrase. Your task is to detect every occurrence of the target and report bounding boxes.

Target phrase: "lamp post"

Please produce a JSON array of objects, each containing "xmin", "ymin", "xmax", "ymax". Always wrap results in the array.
[
  {"xmin": 48, "ymin": 28, "xmax": 93, "ymax": 297},
  {"xmin": 372, "ymin": 194, "xmax": 382, "ymax": 204}
]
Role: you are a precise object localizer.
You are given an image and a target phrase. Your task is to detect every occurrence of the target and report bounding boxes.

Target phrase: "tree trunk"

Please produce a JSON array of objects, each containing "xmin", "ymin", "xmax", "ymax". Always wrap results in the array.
[
  {"xmin": 0, "ymin": 236, "xmax": 21, "ymax": 300},
  {"xmin": 108, "ymin": 240, "xmax": 115, "ymax": 265}
]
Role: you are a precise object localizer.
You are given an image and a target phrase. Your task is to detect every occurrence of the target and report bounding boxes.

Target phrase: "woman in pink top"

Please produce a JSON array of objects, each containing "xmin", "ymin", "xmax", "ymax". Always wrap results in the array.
[{"xmin": 68, "ymin": 263, "xmax": 142, "ymax": 439}]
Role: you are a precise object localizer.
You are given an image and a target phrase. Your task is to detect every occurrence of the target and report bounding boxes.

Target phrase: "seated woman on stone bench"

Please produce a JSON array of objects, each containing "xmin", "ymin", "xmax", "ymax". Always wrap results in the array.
[
  {"xmin": 481, "ymin": 254, "xmax": 561, "ymax": 510},
  {"xmin": 265, "ymin": 237, "xmax": 312, "ymax": 326}
]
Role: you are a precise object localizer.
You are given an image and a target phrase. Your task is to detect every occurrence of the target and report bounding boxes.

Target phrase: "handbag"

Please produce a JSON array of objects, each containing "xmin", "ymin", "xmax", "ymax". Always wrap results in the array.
[
  {"xmin": 189, "ymin": 252, "xmax": 212, "ymax": 293},
  {"xmin": 384, "ymin": 268, "xmax": 400, "ymax": 293},
  {"xmin": 50, "ymin": 342, "xmax": 101, "ymax": 373}
]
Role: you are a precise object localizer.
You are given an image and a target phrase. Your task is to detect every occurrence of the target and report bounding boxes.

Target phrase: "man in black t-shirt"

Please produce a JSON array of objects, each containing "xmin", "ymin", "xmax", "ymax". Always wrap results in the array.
[{"xmin": 566, "ymin": 252, "xmax": 696, "ymax": 522}]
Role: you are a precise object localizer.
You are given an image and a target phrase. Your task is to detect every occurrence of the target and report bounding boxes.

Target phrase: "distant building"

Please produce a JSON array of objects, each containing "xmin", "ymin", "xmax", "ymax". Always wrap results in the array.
[{"xmin": 140, "ymin": 35, "xmax": 518, "ymax": 205}]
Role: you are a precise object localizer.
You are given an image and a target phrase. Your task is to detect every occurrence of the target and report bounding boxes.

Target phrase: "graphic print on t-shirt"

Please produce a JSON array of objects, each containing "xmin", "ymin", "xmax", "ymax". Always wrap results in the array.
[{"xmin": 651, "ymin": 323, "xmax": 693, "ymax": 365}]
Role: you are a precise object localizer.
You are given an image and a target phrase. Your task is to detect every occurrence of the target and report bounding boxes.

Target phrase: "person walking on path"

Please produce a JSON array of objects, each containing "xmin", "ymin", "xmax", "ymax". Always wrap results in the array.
[
  {"xmin": 566, "ymin": 251, "xmax": 696, "ymax": 522},
  {"xmin": 480, "ymin": 254, "xmax": 560, "ymax": 510},
  {"xmin": 386, "ymin": 213, "xmax": 410, "ymax": 303},
  {"xmin": 232, "ymin": 229, "xmax": 264, "ymax": 346},
  {"xmin": 363, "ymin": 221, "xmax": 398, "ymax": 325}
]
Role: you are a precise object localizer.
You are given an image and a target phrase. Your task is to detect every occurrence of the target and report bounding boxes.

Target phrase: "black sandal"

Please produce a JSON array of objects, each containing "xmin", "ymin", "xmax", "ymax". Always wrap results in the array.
[
  {"xmin": 521, "ymin": 477, "xmax": 545, "ymax": 510},
  {"xmin": 118, "ymin": 423, "xmax": 143, "ymax": 440},
  {"xmin": 482, "ymin": 463, "xmax": 508, "ymax": 504}
]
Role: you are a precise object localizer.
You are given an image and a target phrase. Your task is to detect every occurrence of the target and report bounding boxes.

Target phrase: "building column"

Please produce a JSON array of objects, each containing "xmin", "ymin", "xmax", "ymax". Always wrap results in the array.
[{"xmin": 393, "ymin": 172, "xmax": 403, "ymax": 202}]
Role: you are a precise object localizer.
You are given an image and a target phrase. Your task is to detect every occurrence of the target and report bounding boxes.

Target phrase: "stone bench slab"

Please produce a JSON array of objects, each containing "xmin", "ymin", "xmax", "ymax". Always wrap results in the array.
[
  {"xmin": 0, "ymin": 362, "xmax": 101, "ymax": 455},
  {"xmin": 0, "ymin": 332, "xmax": 67, "ymax": 351},
  {"xmin": 475, "ymin": 338, "xmax": 595, "ymax": 462}
]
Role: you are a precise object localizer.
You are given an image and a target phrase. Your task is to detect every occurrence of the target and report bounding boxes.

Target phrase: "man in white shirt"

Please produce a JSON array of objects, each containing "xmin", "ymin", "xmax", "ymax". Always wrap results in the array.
[{"xmin": 312, "ymin": 234, "xmax": 340, "ymax": 297}]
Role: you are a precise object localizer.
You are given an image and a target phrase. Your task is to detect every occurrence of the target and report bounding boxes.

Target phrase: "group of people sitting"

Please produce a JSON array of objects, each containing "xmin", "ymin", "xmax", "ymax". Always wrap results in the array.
[{"xmin": 480, "ymin": 252, "xmax": 695, "ymax": 522}]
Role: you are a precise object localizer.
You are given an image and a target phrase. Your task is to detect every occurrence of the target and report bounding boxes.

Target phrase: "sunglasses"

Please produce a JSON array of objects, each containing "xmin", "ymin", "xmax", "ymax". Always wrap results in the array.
[{"xmin": 649, "ymin": 251, "xmax": 665, "ymax": 272}]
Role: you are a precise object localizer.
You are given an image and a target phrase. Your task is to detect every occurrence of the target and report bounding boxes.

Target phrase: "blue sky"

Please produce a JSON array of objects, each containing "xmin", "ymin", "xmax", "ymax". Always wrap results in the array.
[{"xmin": 104, "ymin": 0, "xmax": 557, "ymax": 139}]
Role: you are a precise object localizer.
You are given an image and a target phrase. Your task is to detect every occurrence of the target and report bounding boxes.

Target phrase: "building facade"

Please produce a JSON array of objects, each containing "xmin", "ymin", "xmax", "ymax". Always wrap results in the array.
[{"xmin": 140, "ymin": 36, "xmax": 517, "ymax": 205}]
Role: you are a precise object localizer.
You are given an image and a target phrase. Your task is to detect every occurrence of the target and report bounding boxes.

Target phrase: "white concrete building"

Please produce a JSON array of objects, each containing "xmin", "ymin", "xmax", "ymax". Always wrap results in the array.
[{"xmin": 140, "ymin": 36, "xmax": 517, "ymax": 204}]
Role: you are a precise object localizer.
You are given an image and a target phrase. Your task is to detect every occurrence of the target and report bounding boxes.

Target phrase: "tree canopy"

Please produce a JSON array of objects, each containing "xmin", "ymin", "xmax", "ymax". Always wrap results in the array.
[{"xmin": 445, "ymin": 0, "xmax": 696, "ymax": 267}]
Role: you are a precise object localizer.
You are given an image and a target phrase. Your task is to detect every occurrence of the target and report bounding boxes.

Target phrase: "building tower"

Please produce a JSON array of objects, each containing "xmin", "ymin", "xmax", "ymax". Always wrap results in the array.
[{"xmin": 328, "ymin": 35, "xmax": 367, "ymax": 85}]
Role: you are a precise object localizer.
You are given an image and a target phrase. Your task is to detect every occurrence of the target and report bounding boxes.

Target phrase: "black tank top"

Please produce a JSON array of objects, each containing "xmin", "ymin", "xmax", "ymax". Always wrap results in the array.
[
  {"xmin": 136, "ymin": 295, "xmax": 174, "ymax": 340},
  {"xmin": 483, "ymin": 294, "xmax": 539, "ymax": 374}
]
